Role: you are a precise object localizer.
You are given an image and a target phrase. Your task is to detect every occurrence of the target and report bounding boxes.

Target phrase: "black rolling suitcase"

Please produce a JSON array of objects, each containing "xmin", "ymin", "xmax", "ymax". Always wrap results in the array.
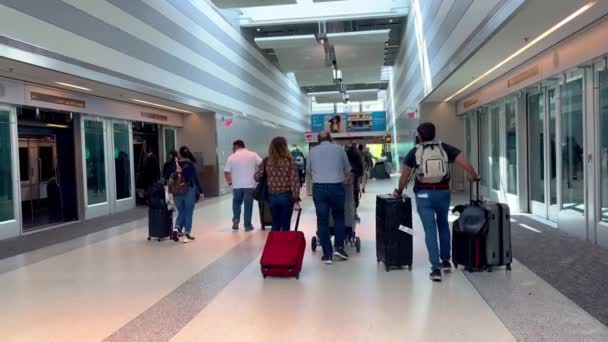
[
  {"xmin": 148, "ymin": 208, "xmax": 173, "ymax": 241},
  {"xmin": 376, "ymin": 194, "xmax": 413, "ymax": 271},
  {"xmin": 147, "ymin": 182, "xmax": 173, "ymax": 241},
  {"xmin": 481, "ymin": 201, "xmax": 512, "ymax": 270},
  {"xmin": 258, "ymin": 201, "xmax": 273, "ymax": 230}
]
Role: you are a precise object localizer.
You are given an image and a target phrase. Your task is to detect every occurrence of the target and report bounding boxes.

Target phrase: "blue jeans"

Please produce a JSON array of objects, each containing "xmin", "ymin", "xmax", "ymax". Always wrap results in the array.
[
  {"xmin": 268, "ymin": 192, "xmax": 294, "ymax": 231},
  {"xmin": 313, "ymin": 183, "xmax": 345, "ymax": 258},
  {"xmin": 415, "ymin": 190, "xmax": 451, "ymax": 271},
  {"xmin": 174, "ymin": 187, "xmax": 197, "ymax": 234},
  {"xmin": 233, "ymin": 188, "xmax": 254, "ymax": 228}
]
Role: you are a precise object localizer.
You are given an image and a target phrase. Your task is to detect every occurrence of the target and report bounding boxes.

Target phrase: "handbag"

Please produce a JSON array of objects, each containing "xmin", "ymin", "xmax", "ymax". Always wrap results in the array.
[
  {"xmin": 168, "ymin": 160, "xmax": 189, "ymax": 196},
  {"xmin": 253, "ymin": 158, "xmax": 268, "ymax": 201}
]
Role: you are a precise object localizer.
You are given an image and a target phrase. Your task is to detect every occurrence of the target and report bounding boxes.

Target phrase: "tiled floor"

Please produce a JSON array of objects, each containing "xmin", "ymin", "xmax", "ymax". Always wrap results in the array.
[{"xmin": 0, "ymin": 179, "xmax": 606, "ymax": 341}]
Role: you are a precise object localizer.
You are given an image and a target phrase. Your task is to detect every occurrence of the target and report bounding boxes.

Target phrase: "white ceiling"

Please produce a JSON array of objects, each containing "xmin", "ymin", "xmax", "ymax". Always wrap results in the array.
[
  {"xmin": 254, "ymin": 29, "xmax": 389, "ymax": 88},
  {"xmin": 0, "ymin": 57, "xmax": 205, "ymax": 114},
  {"xmin": 312, "ymin": 89, "xmax": 378, "ymax": 103},
  {"xmin": 212, "ymin": 0, "xmax": 297, "ymax": 9},
  {"xmin": 426, "ymin": 0, "xmax": 608, "ymax": 103},
  {"xmin": 238, "ymin": 0, "xmax": 407, "ymax": 26}
]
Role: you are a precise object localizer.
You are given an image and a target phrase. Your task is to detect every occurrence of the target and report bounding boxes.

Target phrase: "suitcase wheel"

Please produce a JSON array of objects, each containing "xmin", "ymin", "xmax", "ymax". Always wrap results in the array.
[
  {"xmin": 147, "ymin": 237, "xmax": 151, "ymax": 241},
  {"xmin": 295, "ymin": 274, "xmax": 299, "ymax": 280},
  {"xmin": 311, "ymin": 236, "xmax": 318, "ymax": 252},
  {"xmin": 263, "ymin": 275, "xmax": 267, "ymax": 279},
  {"xmin": 261, "ymin": 226, "xmax": 266, "ymax": 231},
  {"xmin": 385, "ymin": 264, "xmax": 390, "ymax": 272},
  {"xmin": 408, "ymin": 265, "xmax": 412, "ymax": 271},
  {"xmin": 506, "ymin": 264, "xmax": 512, "ymax": 272},
  {"xmin": 486, "ymin": 267, "xmax": 493, "ymax": 273},
  {"xmin": 158, "ymin": 238, "xmax": 162, "ymax": 242},
  {"xmin": 453, "ymin": 263, "xmax": 458, "ymax": 269},
  {"xmin": 355, "ymin": 237, "xmax": 361, "ymax": 253}
]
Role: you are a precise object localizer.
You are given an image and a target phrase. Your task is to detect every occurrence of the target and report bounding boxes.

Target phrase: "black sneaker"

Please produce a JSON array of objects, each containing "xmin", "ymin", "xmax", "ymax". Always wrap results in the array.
[
  {"xmin": 334, "ymin": 249, "xmax": 349, "ymax": 260},
  {"xmin": 171, "ymin": 230, "xmax": 180, "ymax": 242},
  {"xmin": 322, "ymin": 255, "xmax": 333, "ymax": 265},
  {"xmin": 441, "ymin": 260, "xmax": 452, "ymax": 273},
  {"xmin": 244, "ymin": 226, "xmax": 254, "ymax": 232},
  {"xmin": 183, "ymin": 234, "xmax": 196, "ymax": 243},
  {"xmin": 430, "ymin": 269, "xmax": 442, "ymax": 282}
]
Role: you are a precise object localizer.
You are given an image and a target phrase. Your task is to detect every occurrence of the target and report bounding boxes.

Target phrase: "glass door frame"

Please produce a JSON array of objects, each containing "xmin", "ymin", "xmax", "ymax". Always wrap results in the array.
[
  {"xmin": 502, "ymin": 96, "xmax": 520, "ymax": 210},
  {"xmin": 593, "ymin": 58, "xmax": 608, "ymax": 247},
  {"xmin": 108, "ymin": 120, "xmax": 135, "ymax": 213},
  {"xmin": 161, "ymin": 126, "xmax": 177, "ymax": 164},
  {"xmin": 557, "ymin": 68, "xmax": 588, "ymax": 240},
  {"xmin": 0, "ymin": 105, "xmax": 21, "ymax": 240},
  {"xmin": 80, "ymin": 116, "xmax": 110, "ymax": 220}
]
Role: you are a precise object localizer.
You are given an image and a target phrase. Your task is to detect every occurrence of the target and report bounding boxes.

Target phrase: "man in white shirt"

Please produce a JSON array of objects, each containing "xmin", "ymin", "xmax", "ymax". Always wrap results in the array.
[{"xmin": 224, "ymin": 140, "xmax": 262, "ymax": 231}]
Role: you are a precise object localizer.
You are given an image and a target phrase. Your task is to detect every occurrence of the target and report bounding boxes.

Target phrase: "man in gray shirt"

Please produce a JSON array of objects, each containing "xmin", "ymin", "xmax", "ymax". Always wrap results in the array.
[{"xmin": 307, "ymin": 131, "xmax": 352, "ymax": 264}]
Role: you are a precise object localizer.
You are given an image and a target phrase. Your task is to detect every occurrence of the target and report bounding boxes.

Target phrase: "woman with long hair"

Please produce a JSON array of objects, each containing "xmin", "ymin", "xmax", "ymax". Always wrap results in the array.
[
  {"xmin": 255, "ymin": 137, "xmax": 301, "ymax": 231},
  {"xmin": 165, "ymin": 146, "xmax": 203, "ymax": 243}
]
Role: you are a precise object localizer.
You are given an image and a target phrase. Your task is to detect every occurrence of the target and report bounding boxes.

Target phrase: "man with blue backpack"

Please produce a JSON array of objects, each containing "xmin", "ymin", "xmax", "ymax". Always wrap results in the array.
[{"xmin": 394, "ymin": 122, "xmax": 479, "ymax": 282}]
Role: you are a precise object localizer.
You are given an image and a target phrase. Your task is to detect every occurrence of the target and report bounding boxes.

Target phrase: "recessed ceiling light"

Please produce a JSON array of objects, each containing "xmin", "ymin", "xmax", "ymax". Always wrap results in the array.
[
  {"xmin": 55, "ymin": 81, "xmax": 92, "ymax": 91},
  {"xmin": 256, "ymin": 28, "xmax": 261, "ymax": 32},
  {"xmin": 131, "ymin": 99, "xmax": 192, "ymax": 113},
  {"xmin": 389, "ymin": 19, "xmax": 394, "ymax": 23},
  {"xmin": 444, "ymin": 1, "xmax": 596, "ymax": 102}
]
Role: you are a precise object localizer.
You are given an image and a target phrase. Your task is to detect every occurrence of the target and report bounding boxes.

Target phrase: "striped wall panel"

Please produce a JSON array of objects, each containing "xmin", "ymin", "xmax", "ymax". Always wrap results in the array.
[{"xmin": 0, "ymin": 0, "xmax": 310, "ymax": 131}]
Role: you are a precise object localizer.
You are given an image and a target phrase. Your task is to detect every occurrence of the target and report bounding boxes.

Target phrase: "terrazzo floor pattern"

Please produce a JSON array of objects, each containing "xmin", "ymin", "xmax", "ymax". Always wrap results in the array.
[{"xmin": 0, "ymin": 178, "xmax": 604, "ymax": 341}]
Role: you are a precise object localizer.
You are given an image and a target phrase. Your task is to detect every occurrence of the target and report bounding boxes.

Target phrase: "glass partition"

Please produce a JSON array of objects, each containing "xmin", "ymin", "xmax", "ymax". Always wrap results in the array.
[
  {"xmin": 528, "ymin": 93, "xmax": 545, "ymax": 203},
  {"xmin": 490, "ymin": 106, "xmax": 501, "ymax": 190},
  {"xmin": 479, "ymin": 108, "xmax": 489, "ymax": 188},
  {"xmin": 84, "ymin": 120, "xmax": 106, "ymax": 205},
  {"xmin": 113, "ymin": 123, "xmax": 131, "ymax": 200},
  {"xmin": 600, "ymin": 70, "xmax": 608, "ymax": 223},
  {"xmin": 505, "ymin": 100, "xmax": 517, "ymax": 194},
  {"xmin": 164, "ymin": 128, "xmax": 176, "ymax": 163},
  {"xmin": 560, "ymin": 78, "xmax": 584, "ymax": 214},
  {"xmin": 0, "ymin": 111, "xmax": 14, "ymax": 222}
]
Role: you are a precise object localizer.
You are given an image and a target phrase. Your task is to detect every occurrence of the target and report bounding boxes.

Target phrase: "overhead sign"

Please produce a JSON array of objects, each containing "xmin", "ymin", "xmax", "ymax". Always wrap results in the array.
[
  {"xmin": 310, "ymin": 111, "xmax": 386, "ymax": 133},
  {"xmin": 30, "ymin": 92, "xmax": 85, "ymax": 108},
  {"xmin": 141, "ymin": 112, "xmax": 168, "ymax": 122}
]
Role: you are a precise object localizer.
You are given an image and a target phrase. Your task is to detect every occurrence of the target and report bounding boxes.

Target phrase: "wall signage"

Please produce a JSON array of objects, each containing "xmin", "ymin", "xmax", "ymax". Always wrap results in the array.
[
  {"xmin": 141, "ymin": 112, "xmax": 168, "ymax": 122},
  {"xmin": 30, "ymin": 92, "xmax": 85, "ymax": 108},
  {"xmin": 310, "ymin": 111, "xmax": 387, "ymax": 133}
]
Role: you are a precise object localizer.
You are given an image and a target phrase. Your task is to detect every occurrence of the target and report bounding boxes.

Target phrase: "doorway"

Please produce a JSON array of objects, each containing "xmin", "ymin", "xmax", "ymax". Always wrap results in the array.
[
  {"xmin": 17, "ymin": 108, "xmax": 78, "ymax": 231},
  {"xmin": 132, "ymin": 122, "xmax": 160, "ymax": 204}
]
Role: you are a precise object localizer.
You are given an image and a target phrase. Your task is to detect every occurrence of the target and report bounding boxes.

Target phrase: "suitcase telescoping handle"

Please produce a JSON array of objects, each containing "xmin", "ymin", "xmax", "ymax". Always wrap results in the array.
[
  {"xmin": 470, "ymin": 179, "xmax": 481, "ymax": 205},
  {"xmin": 293, "ymin": 208, "xmax": 303, "ymax": 231}
]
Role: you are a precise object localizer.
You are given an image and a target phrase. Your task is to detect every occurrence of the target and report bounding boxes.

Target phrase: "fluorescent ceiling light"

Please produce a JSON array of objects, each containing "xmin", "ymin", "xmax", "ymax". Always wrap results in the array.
[
  {"xmin": 131, "ymin": 99, "xmax": 192, "ymax": 113},
  {"xmin": 55, "ymin": 82, "xmax": 91, "ymax": 91},
  {"xmin": 46, "ymin": 123, "xmax": 69, "ymax": 129},
  {"xmin": 444, "ymin": 1, "xmax": 596, "ymax": 102}
]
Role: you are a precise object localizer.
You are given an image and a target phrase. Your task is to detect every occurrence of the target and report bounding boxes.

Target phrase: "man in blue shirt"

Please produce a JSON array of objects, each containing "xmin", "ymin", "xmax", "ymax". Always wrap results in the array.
[
  {"xmin": 394, "ymin": 123, "xmax": 479, "ymax": 282},
  {"xmin": 307, "ymin": 131, "xmax": 352, "ymax": 264}
]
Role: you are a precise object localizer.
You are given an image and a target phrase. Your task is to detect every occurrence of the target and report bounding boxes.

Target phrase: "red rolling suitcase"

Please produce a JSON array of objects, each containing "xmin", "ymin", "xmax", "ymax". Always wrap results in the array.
[{"xmin": 260, "ymin": 209, "xmax": 305, "ymax": 279}]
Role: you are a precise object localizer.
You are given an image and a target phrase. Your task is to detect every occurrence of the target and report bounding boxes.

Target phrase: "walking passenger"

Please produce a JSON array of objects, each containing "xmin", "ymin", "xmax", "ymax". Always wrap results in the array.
[
  {"xmin": 307, "ymin": 131, "xmax": 352, "ymax": 264},
  {"xmin": 291, "ymin": 144, "xmax": 306, "ymax": 186},
  {"xmin": 165, "ymin": 146, "xmax": 204, "ymax": 243},
  {"xmin": 394, "ymin": 123, "xmax": 479, "ymax": 281},
  {"xmin": 224, "ymin": 140, "xmax": 262, "ymax": 231},
  {"xmin": 255, "ymin": 137, "xmax": 301, "ymax": 231}
]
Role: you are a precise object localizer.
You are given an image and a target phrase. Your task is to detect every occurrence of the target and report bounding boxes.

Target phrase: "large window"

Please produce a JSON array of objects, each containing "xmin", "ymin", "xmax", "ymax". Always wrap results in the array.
[
  {"xmin": 113, "ymin": 123, "xmax": 131, "ymax": 200},
  {"xmin": 560, "ymin": 78, "xmax": 584, "ymax": 213},
  {"xmin": 528, "ymin": 93, "xmax": 545, "ymax": 203},
  {"xmin": 505, "ymin": 101, "xmax": 517, "ymax": 194},
  {"xmin": 600, "ymin": 70, "xmax": 608, "ymax": 223},
  {"xmin": 164, "ymin": 128, "xmax": 176, "ymax": 163},
  {"xmin": 84, "ymin": 120, "xmax": 106, "ymax": 205},
  {"xmin": 490, "ymin": 106, "xmax": 501, "ymax": 190},
  {"xmin": 0, "ymin": 111, "xmax": 14, "ymax": 222}
]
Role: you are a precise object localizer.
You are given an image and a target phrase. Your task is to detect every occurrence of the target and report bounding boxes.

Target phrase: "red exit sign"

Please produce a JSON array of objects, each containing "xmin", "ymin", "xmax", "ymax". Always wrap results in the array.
[{"xmin": 223, "ymin": 119, "xmax": 233, "ymax": 127}]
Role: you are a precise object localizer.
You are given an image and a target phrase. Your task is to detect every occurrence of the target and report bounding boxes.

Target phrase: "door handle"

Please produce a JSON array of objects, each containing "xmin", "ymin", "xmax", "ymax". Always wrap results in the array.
[{"xmin": 588, "ymin": 154, "xmax": 592, "ymax": 164}]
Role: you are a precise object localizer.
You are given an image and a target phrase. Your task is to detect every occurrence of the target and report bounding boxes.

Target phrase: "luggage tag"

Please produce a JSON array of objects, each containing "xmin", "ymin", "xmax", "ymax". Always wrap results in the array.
[{"xmin": 399, "ymin": 225, "xmax": 414, "ymax": 235}]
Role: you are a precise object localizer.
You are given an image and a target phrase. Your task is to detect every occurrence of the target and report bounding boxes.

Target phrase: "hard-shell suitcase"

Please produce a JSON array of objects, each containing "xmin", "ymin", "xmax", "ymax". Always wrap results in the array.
[
  {"xmin": 258, "ymin": 201, "xmax": 273, "ymax": 230},
  {"xmin": 452, "ymin": 220, "xmax": 487, "ymax": 271},
  {"xmin": 260, "ymin": 209, "xmax": 305, "ymax": 279},
  {"xmin": 148, "ymin": 207, "xmax": 173, "ymax": 241},
  {"xmin": 481, "ymin": 201, "xmax": 512, "ymax": 270},
  {"xmin": 376, "ymin": 194, "xmax": 413, "ymax": 271}
]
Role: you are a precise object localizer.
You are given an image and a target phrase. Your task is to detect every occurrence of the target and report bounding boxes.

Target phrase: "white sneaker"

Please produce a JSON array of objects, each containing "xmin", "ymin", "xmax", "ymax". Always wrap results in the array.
[{"xmin": 183, "ymin": 236, "xmax": 192, "ymax": 243}]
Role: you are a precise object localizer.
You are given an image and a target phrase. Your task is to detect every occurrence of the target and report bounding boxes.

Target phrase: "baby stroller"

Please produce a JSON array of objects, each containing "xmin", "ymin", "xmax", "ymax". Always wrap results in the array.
[{"xmin": 311, "ymin": 182, "xmax": 361, "ymax": 253}]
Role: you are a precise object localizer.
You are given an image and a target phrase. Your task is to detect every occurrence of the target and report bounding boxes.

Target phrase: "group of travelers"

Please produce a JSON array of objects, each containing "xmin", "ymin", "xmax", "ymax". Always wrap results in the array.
[{"xmin": 156, "ymin": 121, "xmax": 481, "ymax": 283}]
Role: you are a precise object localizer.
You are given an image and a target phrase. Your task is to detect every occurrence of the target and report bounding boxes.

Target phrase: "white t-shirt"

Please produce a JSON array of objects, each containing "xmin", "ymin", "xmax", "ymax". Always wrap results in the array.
[{"xmin": 224, "ymin": 148, "xmax": 263, "ymax": 189}]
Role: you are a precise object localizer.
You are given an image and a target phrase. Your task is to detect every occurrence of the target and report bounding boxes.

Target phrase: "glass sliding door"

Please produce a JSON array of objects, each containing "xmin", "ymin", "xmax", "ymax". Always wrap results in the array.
[
  {"xmin": 82, "ymin": 118, "xmax": 109, "ymax": 219},
  {"xmin": 490, "ymin": 106, "xmax": 501, "ymax": 192},
  {"xmin": 163, "ymin": 127, "xmax": 176, "ymax": 163},
  {"xmin": 110, "ymin": 121, "xmax": 135, "ymax": 213},
  {"xmin": 0, "ymin": 106, "xmax": 19, "ymax": 240},
  {"xmin": 596, "ymin": 69, "xmax": 608, "ymax": 246},
  {"xmin": 505, "ymin": 99, "xmax": 518, "ymax": 195},
  {"xmin": 559, "ymin": 76, "xmax": 586, "ymax": 239},
  {"xmin": 528, "ymin": 92, "xmax": 547, "ymax": 217},
  {"xmin": 547, "ymin": 88, "xmax": 560, "ymax": 222},
  {"xmin": 479, "ymin": 107, "xmax": 490, "ymax": 196}
]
